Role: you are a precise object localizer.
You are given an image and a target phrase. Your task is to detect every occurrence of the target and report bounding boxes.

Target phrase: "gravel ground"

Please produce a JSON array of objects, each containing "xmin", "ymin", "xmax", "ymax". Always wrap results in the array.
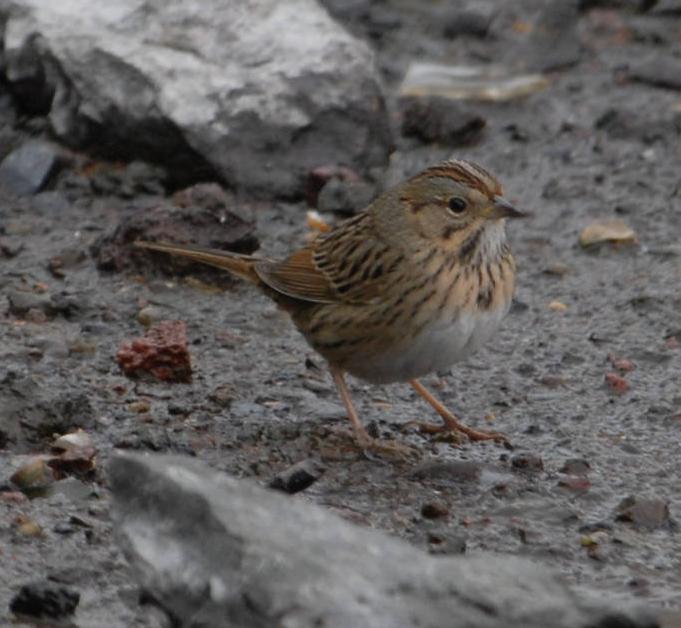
[{"xmin": 2, "ymin": 1, "xmax": 681, "ymax": 625}]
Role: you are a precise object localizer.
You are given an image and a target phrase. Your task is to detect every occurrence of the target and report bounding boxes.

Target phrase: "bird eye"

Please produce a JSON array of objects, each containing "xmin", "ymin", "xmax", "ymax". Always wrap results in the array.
[{"xmin": 447, "ymin": 197, "xmax": 467, "ymax": 214}]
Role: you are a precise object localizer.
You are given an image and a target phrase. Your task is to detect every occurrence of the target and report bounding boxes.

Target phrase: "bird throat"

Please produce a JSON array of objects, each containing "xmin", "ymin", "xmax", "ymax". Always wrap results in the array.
[{"xmin": 453, "ymin": 221, "xmax": 507, "ymax": 266}]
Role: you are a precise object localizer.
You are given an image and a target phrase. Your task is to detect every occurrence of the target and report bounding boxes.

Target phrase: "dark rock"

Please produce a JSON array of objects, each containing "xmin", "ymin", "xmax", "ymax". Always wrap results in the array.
[
  {"xmin": 88, "ymin": 160, "xmax": 167, "ymax": 198},
  {"xmin": 316, "ymin": 178, "xmax": 375, "ymax": 215},
  {"xmin": 305, "ymin": 164, "xmax": 363, "ymax": 208},
  {"xmin": 558, "ymin": 476, "xmax": 592, "ymax": 491},
  {"xmin": 92, "ymin": 185, "xmax": 258, "ymax": 274},
  {"xmin": 442, "ymin": 9, "xmax": 493, "ymax": 39},
  {"xmin": 7, "ymin": 288, "xmax": 54, "ymax": 317},
  {"xmin": 511, "ymin": 453, "xmax": 544, "ymax": 472},
  {"xmin": 0, "ymin": 237, "xmax": 24, "ymax": 258},
  {"xmin": 579, "ymin": 521, "xmax": 614, "ymax": 534},
  {"xmin": 0, "ymin": 0, "xmax": 392, "ymax": 197},
  {"xmin": 560, "ymin": 458, "xmax": 592, "ymax": 475},
  {"xmin": 427, "ymin": 531, "xmax": 467, "ymax": 555},
  {"xmin": 109, "ymin": 453, "xmax": 656, "ymax": 628},
  {"xmin": 47, "ymin": 246, "xmax": 88, "ymax": 279},
  {"xmin": 6, "ymin": 286, "xmax": 84, "ymax": 320},
  {"xmin": 629, "ymin": 55, "xmax": 681, "ymax": 90},
  {"xmin": 319, "ymin": 1, "xmax": 403, "ymax": 43},
  {"xmin": 10, "ymin": 581, "xmax": 79, "ymax": 619},
  {"xmin": 615, "ymin": 495, "xmax": 673, "ymax": 530},
  {"xmin": 420, "ymin": 501, "xmax": 450, "ymax": 519},
  {"xmin": 514, "ymin": 0, "xmax": 582, "ymax": 72},
  {"xmin": 269, "ymin": 458, "xmax": 326, "ymax": 494},
  {"xmin": 209, "ymin": 383, "xmax": 238, "ymax": 408},
  {"xmin": 0, "ymin": 372, "xmax": 93, "ymax": 451},
  {"xmin": 54, "ymin": 521, "xmax": 78, "ymax": 535},
  {"xmin": 0, "ymin": 140, "xmax": 62, "ymax": 196},
  {"xmin": 594, "ymin": 108, "xmax": 681, "ymax": 143},
  {"xmin": 504, "ymin": 123, "xmax": 531, "ymax": 142},
  {"xmin": 578, "ymin": 0, "xmax": 658, "ymax": 11},
  {"xmin": 400, "ymin": 97, "xmax": 486, "ymax": 145}
]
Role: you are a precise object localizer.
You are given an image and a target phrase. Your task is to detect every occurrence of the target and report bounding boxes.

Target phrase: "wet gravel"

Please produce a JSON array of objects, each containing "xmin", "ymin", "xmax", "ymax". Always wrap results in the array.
[{"xmin": 2, "ymin": 1, "xmax": 681, "ymax": 625}]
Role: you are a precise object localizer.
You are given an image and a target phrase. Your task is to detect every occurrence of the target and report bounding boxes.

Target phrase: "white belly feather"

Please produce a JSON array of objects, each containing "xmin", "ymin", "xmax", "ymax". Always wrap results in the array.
[
  {"xmin": 349, "ymin": 304, "xmax": 510, "ymax": 384},
  {"xmin": 342, "ymin": 223, "xmax": 512, "ymax": 384}
]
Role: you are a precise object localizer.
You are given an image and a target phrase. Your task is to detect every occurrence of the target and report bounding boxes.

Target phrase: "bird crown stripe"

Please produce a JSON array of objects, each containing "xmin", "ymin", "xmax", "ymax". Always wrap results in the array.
[{"xmin": 416, "ymin": 160, "xmax": 500, "ymax": 196}]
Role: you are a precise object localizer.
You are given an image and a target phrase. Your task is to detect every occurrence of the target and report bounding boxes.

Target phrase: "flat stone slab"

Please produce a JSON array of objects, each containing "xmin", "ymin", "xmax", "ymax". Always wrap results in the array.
[{"xmin": 109, "ymin": 452, "xmax": 657, "ymax": 628}]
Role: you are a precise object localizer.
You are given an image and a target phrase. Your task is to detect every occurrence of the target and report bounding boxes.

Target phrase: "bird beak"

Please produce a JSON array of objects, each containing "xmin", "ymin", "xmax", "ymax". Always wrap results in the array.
[{"xmin": 487, "ymin": 196, "xmax": 526, "ymax": 220}]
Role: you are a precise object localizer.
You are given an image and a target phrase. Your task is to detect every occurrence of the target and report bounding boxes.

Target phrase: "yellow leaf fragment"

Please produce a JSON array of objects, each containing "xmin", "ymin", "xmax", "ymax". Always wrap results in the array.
[
  {"xmin": 306, "ymin": 210, "xmax": 332, "ymax": 233},
  {"xmin": 579, "ymin": 220, "xmax": 637, "ymax": 247}
]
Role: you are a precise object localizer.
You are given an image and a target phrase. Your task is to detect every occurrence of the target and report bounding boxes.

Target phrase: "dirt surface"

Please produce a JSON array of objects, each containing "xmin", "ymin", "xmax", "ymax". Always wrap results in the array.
[{"xmin": 2, "ymin": 1, "xmax": 681, "ymax": 625}]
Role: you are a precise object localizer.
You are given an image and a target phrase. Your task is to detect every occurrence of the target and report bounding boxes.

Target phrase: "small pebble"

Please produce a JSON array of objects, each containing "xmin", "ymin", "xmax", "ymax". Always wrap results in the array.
[
  {"xmin": 615, "ymin": 495, "xmax": 672, "ymax": 530},
  {"xmin": 137, "ymin": 305, "xmax": 164, "ymax": 327},
  {"xmin": 10, "ymin": 581, "xmax": 80, "ymax": 619},
  {"xmin": 607, "ymin": 353, "xmax": 635, "ymax": 373},
  {"xmin": 605, "ymin": 372, "xmax": 629, "ymax": 393},
  {"xmin": 52, "ymin": 429, "xmax": 93, "ymax": 453},
  {"xmin": 10, "ymin": 458, "xmax": 56, "ymax": 492},
  {"xmin": 0, "ymin": 140, "xmax": 61, "ymax": 196},
  {"xmin": 209, "ymin": 383, "xmax": 237, "ymax": 407},
  {"xmin": 548, "ymin": 300, "xmax": 567, "ymax": 312},
  {"xmin": 580, "ymin": 530, "xmax": 610, "ymax": 553},
  {"xmin": 511, "ymin": 453, "xmax": 544, "ymax": 472},
  {"xmin": 557, "ymin": 476, "xmax": 591, "ymax": 491},
  {"xmin": 15, "ymin": 516, "xmax": 44, "ymax": 537},
  {"xmin": 53, "ymin": 522, "xmax": 77, "ymax": 535},
  {"xmin": 559, "ymin": 458, "xmax": 591, "ymax": 475},
  {"xmin": 269, "ymin": 459, "xmax": 326, "ymax": 494},
  {"xmin": 579, "ymin": 220, "xmax": 637, "ymax": 248},
  {"xmin": 421, "ymin": 501, "xmax": 449, "ymax": 519},
  {"xmin": 427, "ymin": 531, "xmax": 467, "ymax": 555},
  {"xmin": 128, "ymin": 400, "xmax": 151, "ymax": 414}
]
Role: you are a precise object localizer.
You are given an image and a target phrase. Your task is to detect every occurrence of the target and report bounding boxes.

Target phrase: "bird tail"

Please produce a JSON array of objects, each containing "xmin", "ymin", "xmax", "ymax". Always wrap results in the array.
[{"xmin": 134, "ymin": 241, "xmax": 261, "ymax": 284}]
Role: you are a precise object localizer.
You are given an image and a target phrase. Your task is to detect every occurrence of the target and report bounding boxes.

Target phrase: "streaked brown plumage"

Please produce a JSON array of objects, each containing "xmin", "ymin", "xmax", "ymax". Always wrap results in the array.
[{"xmin": 135, "ymin": 159, "xmax": 524, "ymax": 451}]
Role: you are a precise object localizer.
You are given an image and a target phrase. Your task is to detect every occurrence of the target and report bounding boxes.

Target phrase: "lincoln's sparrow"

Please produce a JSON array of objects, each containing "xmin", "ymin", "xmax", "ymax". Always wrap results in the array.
[{"xmin": 136, "ymin": 160, "xmax": 524, "ymax": 450}]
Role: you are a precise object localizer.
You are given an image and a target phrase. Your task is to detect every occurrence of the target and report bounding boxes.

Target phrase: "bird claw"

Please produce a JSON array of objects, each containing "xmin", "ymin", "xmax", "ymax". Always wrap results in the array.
[
  {"xmin": 401, "ymin": 420, "xmax": 509, "ymax": 446},
  {"xmin": 356, "ymin": 434, "xmax": 418, "ymax": 459}
]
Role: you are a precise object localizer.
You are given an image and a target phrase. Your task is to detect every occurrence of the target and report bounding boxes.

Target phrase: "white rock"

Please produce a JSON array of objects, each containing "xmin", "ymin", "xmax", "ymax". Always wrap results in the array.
[{"xmin": 1, "ymin": 0, "xmax": 391, "ymax": 196}]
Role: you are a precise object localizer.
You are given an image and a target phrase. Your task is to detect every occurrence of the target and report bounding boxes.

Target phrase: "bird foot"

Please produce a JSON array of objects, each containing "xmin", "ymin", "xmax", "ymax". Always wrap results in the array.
[
  {"xmin": 314, "ymin": 427, "xmax": 417, "ymax": 460},
  {"xmin": 359, "ymin": 436, "xmax": 418, "ymax": 459},
  {"xmin": 345, "ymin": 428, "xmax": 418, "ymax": 459},
  {"xmin": 401, "ymin": 420, "xmax": 508, "ymax": 445}
]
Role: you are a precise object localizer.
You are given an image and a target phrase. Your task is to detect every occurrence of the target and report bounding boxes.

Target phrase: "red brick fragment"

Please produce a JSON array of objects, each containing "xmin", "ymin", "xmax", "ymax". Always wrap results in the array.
[
  {"xmin": 558, "ymin": 476, "xmax": 592, "ymax": 492},
  {"xmin": 117, "ymin": 320, "xmax": 192, "ymax": 383},
  {"xmin": 605, "ymin": 372, "xmax": 629, "ymax": 393},
  {"xmin": 607, "ymin": 353, "xmax": 634, "ymax": 373}
]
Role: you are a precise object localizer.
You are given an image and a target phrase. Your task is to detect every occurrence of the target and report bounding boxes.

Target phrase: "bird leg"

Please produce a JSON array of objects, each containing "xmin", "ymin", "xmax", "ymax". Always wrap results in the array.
[
  {"xmin": 330, "ymin": 368, "xmax": 415, "ymax": 457},
  {"xmin": 331, "ymin": 367, "xmax": 373, "ymax": 448},
  {"xmin": 406, "ymin": 379, "xmax": 508, "ymax": 444}
]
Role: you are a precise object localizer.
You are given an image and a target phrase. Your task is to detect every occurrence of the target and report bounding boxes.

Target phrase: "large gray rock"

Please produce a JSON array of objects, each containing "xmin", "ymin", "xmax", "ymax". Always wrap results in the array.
[
  {"xmin": 0, "ymin": 0, "xmax": 392, "ymax": 196},
  {"xmin": 108, "ymin": 452, "xmax": 657, "ymax": 628}
]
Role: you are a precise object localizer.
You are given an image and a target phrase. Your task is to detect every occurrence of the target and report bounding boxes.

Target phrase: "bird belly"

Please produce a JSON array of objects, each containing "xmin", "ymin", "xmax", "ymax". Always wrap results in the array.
[{"xmin": 345, "ymin": 305, "xmax": 509, "ymax": 384}]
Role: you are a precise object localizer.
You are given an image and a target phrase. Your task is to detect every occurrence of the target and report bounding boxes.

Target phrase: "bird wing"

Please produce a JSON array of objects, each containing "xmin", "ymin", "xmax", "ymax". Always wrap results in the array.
[
  {"xmin": 254, "ymin": 247, "xmax": 338, "ymax": 303},
  {"xmin": 255, "ymin": 213, "xmax": 401, "ymax": 305}
]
